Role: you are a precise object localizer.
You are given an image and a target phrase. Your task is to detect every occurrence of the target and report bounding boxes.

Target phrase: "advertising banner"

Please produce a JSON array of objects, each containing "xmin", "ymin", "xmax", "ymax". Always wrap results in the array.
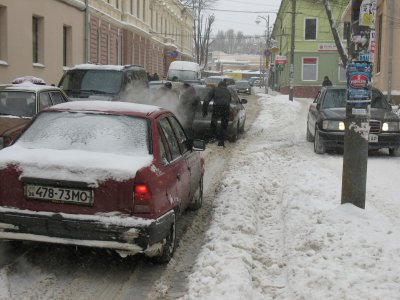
[
  {"xmin": 347, "ymin": 62, "xmax": 372, "ymax": 109},
  {"xmin": 359, "ymin": 0, "xmax": 376, "ymax": 28}
]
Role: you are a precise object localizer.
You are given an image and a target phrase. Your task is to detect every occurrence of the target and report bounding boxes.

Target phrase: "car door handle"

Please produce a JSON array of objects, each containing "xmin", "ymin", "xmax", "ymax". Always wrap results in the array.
[{"xmin": 177, "ymin": 173, "xmax": 181, "ymax": 181}]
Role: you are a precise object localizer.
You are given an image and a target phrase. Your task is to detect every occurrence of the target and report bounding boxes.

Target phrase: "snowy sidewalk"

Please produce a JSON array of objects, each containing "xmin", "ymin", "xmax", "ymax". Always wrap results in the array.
[{"xmin": 182, "ymin": 93, "xmax": 400, "ymax": 300}]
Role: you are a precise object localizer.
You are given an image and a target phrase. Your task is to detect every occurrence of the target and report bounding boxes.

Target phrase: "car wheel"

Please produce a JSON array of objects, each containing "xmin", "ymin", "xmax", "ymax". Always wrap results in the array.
[
  {"xmin": 230, "ymin": 122, "xmax": 239, "ymax": 142},
  {"xmin": 152, "ymin": 214, "xmax": 176, "ymax": 264},
  {"xmin": 314, "ymin": 127, "xmax": 325, "ymax": 154},
  {"xmin": 306, "ymin": 125, "xmax": 314, "ymax": 142},
  {"xmin": 389, "ymin": 147, "xmax": 400, "ymax": 157},
  {"xmin": 189, "ymin": 176, "xmax": 203, "ymax": 210}
]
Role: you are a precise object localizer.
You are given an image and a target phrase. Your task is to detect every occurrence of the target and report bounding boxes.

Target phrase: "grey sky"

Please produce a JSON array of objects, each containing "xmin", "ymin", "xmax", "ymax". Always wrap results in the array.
[{"xmin": 209, "ymin": 0, "xmax": 282, "ymax": 36}]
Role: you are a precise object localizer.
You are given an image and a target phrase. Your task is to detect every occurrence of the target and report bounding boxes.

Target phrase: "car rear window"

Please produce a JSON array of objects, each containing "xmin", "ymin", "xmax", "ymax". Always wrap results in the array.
[
  {"xmin": 16, "ymin": 111, "xmax": 150, "ymax": 156},
  {"xmin": 59, "ymin": 69, "xmax": 123, "ymax": 95},
  {"xmin": 236, "ymin": 81, "xmax": 250, "ymax": 87},
  {"xmin": 0, "ymin": 91, "xmax": 36, "ymax": 117}
]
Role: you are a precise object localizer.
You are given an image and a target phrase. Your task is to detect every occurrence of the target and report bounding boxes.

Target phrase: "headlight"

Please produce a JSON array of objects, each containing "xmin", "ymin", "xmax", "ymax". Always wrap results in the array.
[
  {"xmin": 382, "ymin": 122, "xmax": 400, "ymax": 132},
  {"xmin": 322, "ymin": 120, "xmax": 345, "ymax": 131}
]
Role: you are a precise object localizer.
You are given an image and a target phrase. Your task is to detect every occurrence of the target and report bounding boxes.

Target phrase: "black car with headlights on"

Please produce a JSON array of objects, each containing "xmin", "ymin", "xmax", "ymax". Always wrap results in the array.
[
  {"xmin": 307, "ymin": 86, "xmax": 400, "ymax": 155},
  {"xmin": 235, "ymin": 80, "xmax": 252, "ymax": 95}
]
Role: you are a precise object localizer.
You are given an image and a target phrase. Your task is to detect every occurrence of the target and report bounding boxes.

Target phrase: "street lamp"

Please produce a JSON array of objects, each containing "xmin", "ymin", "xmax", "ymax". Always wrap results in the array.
[{"xmin": 255, "ymin": 16, "xmax": 270, "ymax": 94}]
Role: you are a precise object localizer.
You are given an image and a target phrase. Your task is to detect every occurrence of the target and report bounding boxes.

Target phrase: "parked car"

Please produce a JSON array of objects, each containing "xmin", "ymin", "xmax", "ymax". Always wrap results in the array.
[
  {"xmin": 0, "ymin": 101, "xmax": 205, "ymax": 263},
  {"xmin": 235, "ymin": 80, "xmax": 252, "ymax": 95},
  {"xmin": 183, "ymin": 79, "xmax": 204, "ymax": 86},
  {"xmin": 247, "ymin": 77, "xmax": 260, "ymax": 86},
  {"xmin": 0, "ymin": 79, "xmax": 69, "ymax": 149},
  {"xmin": 58, "ymin": 64, "xmax": 149, "ymax": 101},
  {"xmin": 193, "ymin": 85, "xmax": 247, "ymax": 141},
  {"xmin": 253, "ymin": 79, "xmax": 262, "ymax": 87},
  {"xmin": 149, "ymin": 80, "xmax": 169, "ymax": 90},
  {"xmin": 307, "ymin": 86, "xmax": 400, "ymax": 155},
  {"xmin": 204, "ymin": 76, "xmax": 235, "ymax": 88}
]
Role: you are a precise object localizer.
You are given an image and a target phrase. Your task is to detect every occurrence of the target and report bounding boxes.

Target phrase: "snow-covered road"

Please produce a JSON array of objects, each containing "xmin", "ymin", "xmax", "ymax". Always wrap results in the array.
[{"xmin": 1, "ymin": 92, "xmax": 400, "ymax": 300}]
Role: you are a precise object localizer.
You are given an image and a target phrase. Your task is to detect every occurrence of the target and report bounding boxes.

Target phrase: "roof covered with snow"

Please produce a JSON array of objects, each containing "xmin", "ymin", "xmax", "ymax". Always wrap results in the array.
[{"xmin": 50, "ymin": 100, "xmax": 163, "ymax": 115}]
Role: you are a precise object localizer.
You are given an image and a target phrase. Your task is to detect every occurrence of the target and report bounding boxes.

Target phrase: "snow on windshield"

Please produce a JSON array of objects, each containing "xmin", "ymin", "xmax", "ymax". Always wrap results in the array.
[{"xmin": 17, "ymin": 111, "xmax": 149, "ymax": 156}]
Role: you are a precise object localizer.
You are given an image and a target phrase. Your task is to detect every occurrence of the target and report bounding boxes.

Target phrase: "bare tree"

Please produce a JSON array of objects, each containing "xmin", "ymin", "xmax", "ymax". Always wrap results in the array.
[
  {"xmin": 323, "ymin": 0, "xmax": 348, "ymax": 67},
  {"xmin": 181, "ymin": 0, "xmax": 218, "ymax": 68}
]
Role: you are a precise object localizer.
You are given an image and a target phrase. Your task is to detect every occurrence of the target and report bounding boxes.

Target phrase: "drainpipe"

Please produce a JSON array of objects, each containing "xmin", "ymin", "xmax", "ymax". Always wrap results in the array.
[
  {"xmin": 84, "ymin": 0, "xmax": 89, "ymax": 63},
  {"xmin": 387, "ymin": 0, "xmax": 394, "ymax": 102}
]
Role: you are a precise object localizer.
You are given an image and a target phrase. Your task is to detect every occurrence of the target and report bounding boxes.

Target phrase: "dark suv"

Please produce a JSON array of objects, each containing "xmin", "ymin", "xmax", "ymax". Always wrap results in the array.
[{"xmin": 58, "ymin": 64, "xmax": 149, "ymax": 101}]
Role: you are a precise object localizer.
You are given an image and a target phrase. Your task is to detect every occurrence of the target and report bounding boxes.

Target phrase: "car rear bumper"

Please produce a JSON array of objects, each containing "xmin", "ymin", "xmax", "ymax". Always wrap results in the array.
[
  {"xmin": 0, "ymin": 206, "xmax": 174, "ymax": 256},
  {"xmin": 319, "ymin": 130, "xmax": 400, "ymax": 150}
]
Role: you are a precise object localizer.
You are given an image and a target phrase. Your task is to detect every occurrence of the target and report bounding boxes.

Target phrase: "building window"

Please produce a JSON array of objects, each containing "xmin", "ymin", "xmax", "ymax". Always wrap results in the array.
[
  {"xmin": 0, "ymin": 6, "xmax": 7, "ymax": 62},
  {"xmin": 343, "ymin": 22, "xmax": 350, "ymax": 40},
  {"xmin": 120, "ymin": 35, "xmax": 123, "ymax": 64},
  {"xmin": 130, "ymin": 0, "xmax": 134, "ymax": 15},
  {"xmin": 32, "ymin": 16, "xmax": 44, "ymax": 64},
  {"xmin": 302, "ymin": 57, "xmax": 318, "ymax": 81},
  {"xmin": 106, "ymin": 33, "xmax": 109, "ymax": 64},
  {"xmin": 116, "ymin": 37, "xmax": 119, "ymax": 64},
  {"xmin": 137, "ymin": 0, "xmax": 140, "ymax": 18},
  {"xmin": 143, "ymin": 0, "xmax": 146, "ymax": 21},
  {"xmin": 116, "ymin": 0, "xmax": 119, "ymax": 9},
  {"xmin": 150, "ymin": 6, "xmax": 153, "ymax": 29},
  {"xmin": 377, "ymin": 13, "xmax": 383, "ymax": 73},
  {"xmin": 96, "ymin": 29, "xmax": 100, "ymax": 63},
  {"xmin": 63, "ymin": 25, "xmax": 72, "ymax": 67},
  {"xmin": 304, "ymin": 18, "xmax": 317, "ymax": 40},
  {"xmin": 339, "ymin": 65, "xmax": 346, "ymax": 82}
]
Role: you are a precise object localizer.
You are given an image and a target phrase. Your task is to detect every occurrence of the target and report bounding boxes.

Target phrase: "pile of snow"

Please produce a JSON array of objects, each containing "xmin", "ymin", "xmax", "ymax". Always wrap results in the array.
[{"xmin": 182, "ymin": 94, "xmax": 400, "ymax": 299}]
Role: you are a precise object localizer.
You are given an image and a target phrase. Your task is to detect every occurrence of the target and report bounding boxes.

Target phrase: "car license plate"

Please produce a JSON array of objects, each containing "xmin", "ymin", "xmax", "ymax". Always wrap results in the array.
[
  {"xmin": 25, "ymin": 184, "xmax": 93, "ymax": 205},
  {"xmin": 369, "ymin": 134, "xmax": 378, "ymax": 143}
]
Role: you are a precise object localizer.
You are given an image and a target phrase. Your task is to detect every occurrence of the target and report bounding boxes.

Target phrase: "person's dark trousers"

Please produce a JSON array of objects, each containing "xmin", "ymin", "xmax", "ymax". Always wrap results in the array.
[{"xmin": 211, "ymin": 105, "xmax": 229, "ymax": 145}]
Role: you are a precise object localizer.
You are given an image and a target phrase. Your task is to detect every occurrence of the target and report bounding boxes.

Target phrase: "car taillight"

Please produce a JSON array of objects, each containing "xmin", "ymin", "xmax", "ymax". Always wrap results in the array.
[
  {"xmin": 0, "ymin": 136, "xmax": 12, "ymax": 149},
  {"xmin": 229, "ymin": 108, "xmax": 236, "ymax": 118},
  {"xmin": 134, "ymin": 184, "xmax": 151, "ymax": 213},
  {"xmin": 4, "ymin": 136, "xmax": 12, "ymax": 146}
]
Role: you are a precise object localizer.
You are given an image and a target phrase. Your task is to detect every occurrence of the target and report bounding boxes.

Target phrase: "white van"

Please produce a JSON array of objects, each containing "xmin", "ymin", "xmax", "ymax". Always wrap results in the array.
[{"xmin": 167, "ymin": 61, "xmax": 201, "ymax": 82}]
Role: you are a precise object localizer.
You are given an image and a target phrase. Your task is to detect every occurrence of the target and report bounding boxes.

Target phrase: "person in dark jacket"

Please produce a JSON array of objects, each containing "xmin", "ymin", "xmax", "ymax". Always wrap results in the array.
[
  {"xmin": 178, "ymin": 83, "xmax": 200, "ymax": 139},
  {"xmin": 202, "ymin": 80, "xmax": 232, "ymax": 147},
  {"xmin": 322, "ymin": 76, "xmax": 333, "ymax": 86}
]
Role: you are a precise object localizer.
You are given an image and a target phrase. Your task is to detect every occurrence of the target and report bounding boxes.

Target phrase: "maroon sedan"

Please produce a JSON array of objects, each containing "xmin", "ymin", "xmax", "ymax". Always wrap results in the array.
[{"xmin": 0, "ymin": 101, "xmax": 205, "ymax": 263}]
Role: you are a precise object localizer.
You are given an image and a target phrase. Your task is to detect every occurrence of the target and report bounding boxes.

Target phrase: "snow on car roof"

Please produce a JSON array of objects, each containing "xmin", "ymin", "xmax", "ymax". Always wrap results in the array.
[
  {"xmin": 51, "ymin": 100, "xmax": 162, "ymax": 115},
  {"xmin": 0, "ymin": 82, "xmax": 61, "ymax": 92},
  {"xmin": 69, "ymin": 64, "xmax": 127, "ymax": 71}
]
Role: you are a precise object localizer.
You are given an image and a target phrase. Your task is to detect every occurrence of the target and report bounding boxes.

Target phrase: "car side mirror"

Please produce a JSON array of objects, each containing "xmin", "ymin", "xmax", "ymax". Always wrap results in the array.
[
  {"xmin": 241, "ymin": 99, "xmax": 248, "ymax": 104},
  {"xmin": 316, "ymin": 103, "xmax": 321, "ymax": 110},
  {"xmin": 192, "ymin": 139, "xmax": 205, "ymax": 151}
]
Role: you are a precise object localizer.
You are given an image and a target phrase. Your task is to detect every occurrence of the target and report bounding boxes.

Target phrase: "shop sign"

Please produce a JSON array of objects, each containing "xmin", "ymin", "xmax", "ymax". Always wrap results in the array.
[{"xmin": 275, "ymin": 55, "xmax": 287, "ymax": 65}]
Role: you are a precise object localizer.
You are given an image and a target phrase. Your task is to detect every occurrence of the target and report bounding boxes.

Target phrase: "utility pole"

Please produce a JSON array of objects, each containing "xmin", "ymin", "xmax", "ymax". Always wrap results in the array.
[
  {"xmin": 265, "ymin": 15, "xmax": 270, "ymax": 94},
  {"xmin": 341, "ymin": 0, "xmax": 376, "ymax": 209},
  {"xmin": 387, "ymin": 0, "xmax": 394, "ymax": 103},
  {"xmin": 289, "ymin": 0, "xmax": 296, "ymax": 101}
]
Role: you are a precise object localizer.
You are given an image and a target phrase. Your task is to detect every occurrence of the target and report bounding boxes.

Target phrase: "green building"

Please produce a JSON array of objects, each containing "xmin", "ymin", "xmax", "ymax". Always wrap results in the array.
[{"xmin": 271, "ymin": 0, "xmax": 350, "ymax": 98}]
